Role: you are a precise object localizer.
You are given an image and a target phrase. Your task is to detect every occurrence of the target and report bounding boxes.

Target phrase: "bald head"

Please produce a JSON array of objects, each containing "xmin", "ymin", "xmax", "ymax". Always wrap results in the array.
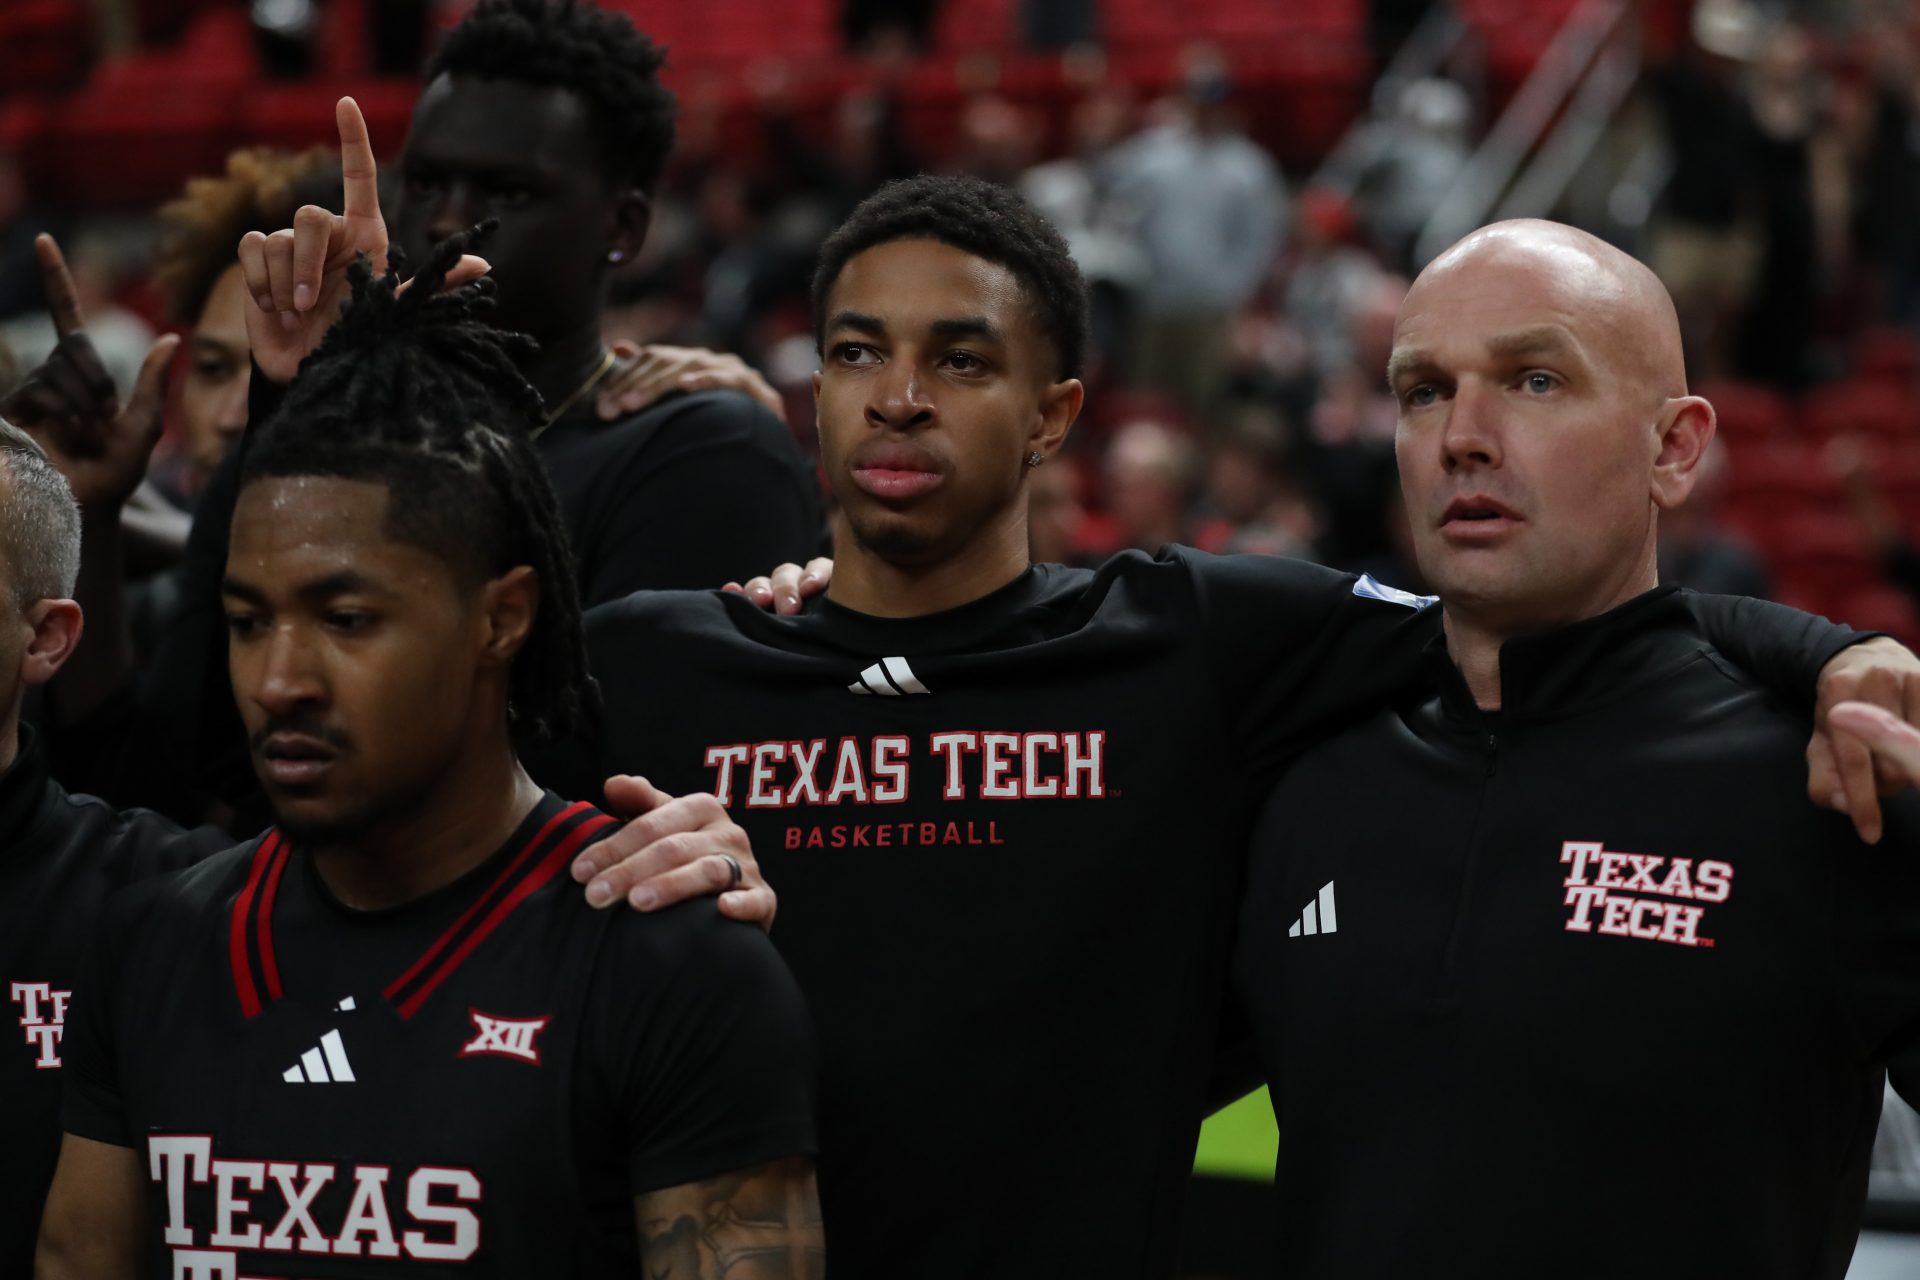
[
  {"xmin": 1388, "ymin": 218, "xmax": 1716, "ymax": 646},
  {"xmin": 1397, "ymin": 219, "xmax": 1686, "ymax": 405}
]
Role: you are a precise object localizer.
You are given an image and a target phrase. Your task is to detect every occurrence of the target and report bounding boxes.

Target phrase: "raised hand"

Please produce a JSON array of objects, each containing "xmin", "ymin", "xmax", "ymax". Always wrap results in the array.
[
  {"xmin": 237, "ymin": 96, "xmax": 488, "ymax": 384},
  {"xmin": 0, "ymin": 233, "xmax": 179, "ymax": 512}
]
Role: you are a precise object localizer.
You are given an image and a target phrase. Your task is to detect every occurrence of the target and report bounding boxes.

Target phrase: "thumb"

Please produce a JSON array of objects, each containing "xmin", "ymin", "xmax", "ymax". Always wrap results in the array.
[
  {"xmin": 601, "ymin": 773, "xmax": 673, "ymax": 817},
  {"xmin": 124, "ymin": 334, "xmax": 181, "ymax": 438}
]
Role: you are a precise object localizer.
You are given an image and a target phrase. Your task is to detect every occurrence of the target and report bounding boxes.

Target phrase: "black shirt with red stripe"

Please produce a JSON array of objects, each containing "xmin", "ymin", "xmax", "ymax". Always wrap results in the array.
[{"xmin": 60, "ymin": 792, "xmax": 817, "ymax": 1277}]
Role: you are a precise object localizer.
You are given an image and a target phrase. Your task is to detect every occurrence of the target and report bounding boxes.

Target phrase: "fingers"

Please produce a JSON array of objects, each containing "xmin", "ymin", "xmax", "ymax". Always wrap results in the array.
[
  {"xmin": 735, "ymin": 575, "xmax": 777, "ymax": 610},
  {"xmin": 768, "ymin": 562, "xmax": 812, "ymax": 614},
  {"xmin": 290, "ymin": 204, "xmax": 336, "ymax": 313},
  {"xmin": 34, "ymin": 234, "xmax": 85, "ymax": 336},
  {"xmin": 717, "ymin": 884, "xmax": 778, "ymax": 930},
  {"xmin": 597, "ymin": 346, "xmax": 677, "ymax": 419},
  {"xmin": 1830, "ymin": 700, "xmax": 1920, "ymax": 790},
  {"xmin": 391, "ymin": 254, "xmax": 491, "ymax": 299},
  {"xmin": 1808, "ymin": 732, "xmax": 1842, "ymax": 812},
  {"xmin": 570, "ymin": 773, "xmax": 673, "ymax": 882},
  {"xmin": 1831, "ymin": 725, "xmax": 1884, "ymax": 845},
  {"xmin": 125, "ymin": 335, "xmax": 181, "ymax": 439},
  {"xmin": 238, "ymin": 231, "xmax": 273, "ymax": 313},
  {"xmin": 335, "ymin": 96, "xmax": 380, "ymax": 222},
  {"xmin": 575, "ymin": 791, "xmax": 746, "ymax": 909}
]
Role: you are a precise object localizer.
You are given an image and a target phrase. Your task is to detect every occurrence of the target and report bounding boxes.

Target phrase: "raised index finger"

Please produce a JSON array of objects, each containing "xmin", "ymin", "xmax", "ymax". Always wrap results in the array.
[
  {"xmin": 34, "ymin": 234, "xmax": 85, "ymax": 337},
  {"xmin": 335, "ymin": 96, "xmax": 381, "ymax": 224}
]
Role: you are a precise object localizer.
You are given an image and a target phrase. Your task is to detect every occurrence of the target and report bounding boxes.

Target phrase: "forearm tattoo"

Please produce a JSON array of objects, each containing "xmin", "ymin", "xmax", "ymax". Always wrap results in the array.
[{"xmin": 637, "ymin": 1156, "xmax": 825, "ymax": 1279}]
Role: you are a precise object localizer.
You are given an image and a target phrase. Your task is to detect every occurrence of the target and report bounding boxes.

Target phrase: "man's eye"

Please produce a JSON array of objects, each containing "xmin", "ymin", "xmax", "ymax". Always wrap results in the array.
[
  {"xmin": 834, "ymin": 344, "xmax": 879, "ymax": 365},
  {"xmin": 491, "ymin": 184, "xmax": 535, "ymax": 206},
  {"xmin": 192, "ymin": 358, "xmax": 234, "ymax": 380},
  {"xmin": 1523, "ymin": 372, "xmax": 1557, "ymax": 394},
  {"xmin": 325, "ymin": 611, "xmax": 375, "ymax": 632},
  {"xmin": 225, "ymin": 613, "xmax": 262, "ymax": 638},
  {"xmin": 1404, "ymin": 385, "xmax": 1439, "ymax": 408},
  {"xmin": 943, "ymin": 351, "xmax": 985, "ymax": 373}
]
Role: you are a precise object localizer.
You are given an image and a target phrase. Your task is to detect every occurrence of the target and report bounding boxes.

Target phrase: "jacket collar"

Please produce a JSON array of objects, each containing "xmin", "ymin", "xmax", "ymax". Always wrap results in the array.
[
  {"xmin": 0, "ymin": 722, "xmax": 50, "ymax": 852},
  {"xmin": 1423, "ymin": 586, "xmax": 1705, "ymax": 724}
]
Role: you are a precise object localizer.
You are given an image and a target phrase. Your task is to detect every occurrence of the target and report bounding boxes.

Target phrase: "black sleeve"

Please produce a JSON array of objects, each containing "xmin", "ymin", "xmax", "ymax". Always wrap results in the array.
[
  {"xmin": 58, "ymin": 886, "xmax": 153, "ymax": 1148},
  {"xmin": 1886, "ymin": 544, "xmax": 1920, "ymax": 606},
  {"xmin": 577, "ymin": 395, "xmax": 824, "ymax": 606},
  {"xmin": 1684, "ymin": 592, "xmax": 1878, "ymax": 717},
  {"xmin": 1181, "ymin": 549, "xmax": 1441, "ymax": 786},
  {"xmin": 136, "ymin": 365, "xmax": 287, "ymax": 808},
  {"xmin": 1828, "ymin": 795, "xmax": 1920, "ymax": 1070},
  {"xmin": 584, "ymin": 902, "xmax": 817, "ymax": 1193}
]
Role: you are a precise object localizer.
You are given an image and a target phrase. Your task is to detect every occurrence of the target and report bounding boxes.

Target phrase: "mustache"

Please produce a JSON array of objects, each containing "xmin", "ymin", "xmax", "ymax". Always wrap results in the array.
[{"xmin": 250, "ymin": 716, "xmax": 354, "ymax": 754}]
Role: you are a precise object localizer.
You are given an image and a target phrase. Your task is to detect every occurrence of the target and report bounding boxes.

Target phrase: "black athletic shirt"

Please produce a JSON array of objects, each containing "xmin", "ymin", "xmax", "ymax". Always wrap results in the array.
[
  {"xmin": 61, "ymin": 792, "xmax": 816, "ymax": 1277},
  {"xmin": 74, "ymin": 371, "xmax": 827, "ymax": 817},
  {"xmin": 0, "ymin": 725, "xmax": 228, "ymax": 1273},
  {"xmin": 546, "ymin": 548, "xmax": 1864, "ymax": 1279},
  {"xmin": 1236, "ymin": 587, "xmax": 1920, "ymax": 1278}
]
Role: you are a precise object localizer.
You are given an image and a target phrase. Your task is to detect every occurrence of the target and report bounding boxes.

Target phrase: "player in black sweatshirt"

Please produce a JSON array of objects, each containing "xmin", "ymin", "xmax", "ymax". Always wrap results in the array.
[
  {"xmin": 551, "ymin": 181, "xmax": 1920, "ymax": 1277},
  {"xmin": 1236, "ymin": 219, "xmax": 1920, "ymax": 1277}
]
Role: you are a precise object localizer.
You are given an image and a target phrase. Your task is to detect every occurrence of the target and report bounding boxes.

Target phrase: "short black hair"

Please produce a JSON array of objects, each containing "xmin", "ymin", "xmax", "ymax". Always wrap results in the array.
[
  {"xmin": 426, "ymin": 0, "xmax": 677, "ymax": 193},
  {"xmin": 240, "ymin": 226, "xmax": 594, "ymax": 745},
  {"xmin": 812, "ymin": 174, "xmax": 1089, "ymax": 381}
]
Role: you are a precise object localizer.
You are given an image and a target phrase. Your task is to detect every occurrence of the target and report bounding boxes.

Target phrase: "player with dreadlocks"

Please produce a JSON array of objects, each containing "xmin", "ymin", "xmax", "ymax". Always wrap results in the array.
[{"xmin": 35, "ymin": 232, "xmax": 824, "ymax": 1280}]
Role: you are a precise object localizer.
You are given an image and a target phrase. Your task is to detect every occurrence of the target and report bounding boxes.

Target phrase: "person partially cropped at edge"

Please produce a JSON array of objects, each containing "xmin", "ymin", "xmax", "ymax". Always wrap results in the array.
[{"xmin": 34, "ymin": 234, "xmax": 821, "ymax": 1279}]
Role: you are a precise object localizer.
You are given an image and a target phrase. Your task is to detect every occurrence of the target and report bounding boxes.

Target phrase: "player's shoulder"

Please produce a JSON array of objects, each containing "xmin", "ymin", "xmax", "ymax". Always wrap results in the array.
[
  {"xmin": 36, "ymin": 779, "xmax": 232, "ymax": 881},
  {"xmin": 95, "ymin": 835, "xmax": 263, "ymax": 956},
  {"xmin": 1101, "ymin": 544, "xmax": 1433, "ymax": 618},
  {"xmin": 585, "ymin": 584, "xmax": 747, "ymax": 648},
  {"xmin": 598, "ymin": 897, "xmax": 794, "ymax": 996},
  {"xmin": 618, "ymin": 388, "xmax": 797, "ymax": 459}
]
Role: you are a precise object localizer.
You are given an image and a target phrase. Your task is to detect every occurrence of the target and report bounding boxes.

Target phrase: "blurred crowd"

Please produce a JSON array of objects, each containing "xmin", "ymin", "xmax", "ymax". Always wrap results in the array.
[{"xmin": 1, "ymin": 0, "xmax": 1918, "ymax": 631}]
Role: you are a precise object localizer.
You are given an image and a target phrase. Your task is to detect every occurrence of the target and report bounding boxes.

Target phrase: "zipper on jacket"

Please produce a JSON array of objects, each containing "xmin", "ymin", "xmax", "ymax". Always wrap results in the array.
[{"xmin": 1440, "ymin": 730, "xmax": 1500, "ymax": 979}]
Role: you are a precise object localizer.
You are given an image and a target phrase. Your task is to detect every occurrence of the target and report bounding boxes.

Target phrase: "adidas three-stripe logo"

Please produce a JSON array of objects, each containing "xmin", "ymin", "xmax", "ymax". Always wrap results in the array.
[
  {"xmin": 1286, "ymin": 881, "xmax": 1338, "ymax": 938},
  {"xmin": 848, "ymin": 656, "xmax": 929, "ymax": 696},
  {"xmin": 282, "ymin": 1029, "xmax": 355, "ymax": 1084}
]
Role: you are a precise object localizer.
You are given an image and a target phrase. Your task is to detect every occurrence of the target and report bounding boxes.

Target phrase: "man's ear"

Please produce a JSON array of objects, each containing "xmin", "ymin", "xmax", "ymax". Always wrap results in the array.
[
  {"xmin": 21, "ymin": 599, "xmax": 83, "ymax": 689},
  {"xmin": 1651, "ymin": 395, "xmax": 1715, "ymax": 512},
  {"xmin": 1027, "ymin": 377, "xmax": 1084, "ymax": 465},
  {"xmin": 608, "ymin": 189, "xmax": 651, "ymax": 266},
  {"xmin": 478, "ymin": 566, "xmax": 539, "ymax": 668}
]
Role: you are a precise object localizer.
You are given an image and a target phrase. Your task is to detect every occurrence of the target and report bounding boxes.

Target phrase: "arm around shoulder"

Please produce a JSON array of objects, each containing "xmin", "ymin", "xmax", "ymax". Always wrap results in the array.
[{"xmin": 634, "ymin": 1155, "xmax": 824, "ymax": 1279}]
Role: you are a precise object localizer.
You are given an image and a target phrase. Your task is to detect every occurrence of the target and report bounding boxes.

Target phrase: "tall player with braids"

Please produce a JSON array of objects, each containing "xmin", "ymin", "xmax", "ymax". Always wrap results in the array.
[{"xmin": 34, "ymin": 235, "xmax": 823, "ymax": 1279}]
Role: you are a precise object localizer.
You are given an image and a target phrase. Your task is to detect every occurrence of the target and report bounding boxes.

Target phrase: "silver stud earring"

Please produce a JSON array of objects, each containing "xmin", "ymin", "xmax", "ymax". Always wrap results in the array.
[
  {"xmin": 1026, "ymin": 452, "xmax": 1043, "ymax": 468},
  {"xmin": 608, "ymin": 250, "xmax": 625, "ymax": 264}
]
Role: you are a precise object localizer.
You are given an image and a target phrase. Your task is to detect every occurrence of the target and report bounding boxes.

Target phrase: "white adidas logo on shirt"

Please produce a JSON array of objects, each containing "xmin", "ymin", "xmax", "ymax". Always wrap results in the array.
[
  {"xmin": 1286, "ymin": 881, "xmax": 1339, "ymax": 938},
  {"xmin": 847, "ymin": 656, "xmax": 930, "ymax": 696},
  {"xmin": 282, "ymin": 1028, "xmax": 355, "ymax": 1084}
]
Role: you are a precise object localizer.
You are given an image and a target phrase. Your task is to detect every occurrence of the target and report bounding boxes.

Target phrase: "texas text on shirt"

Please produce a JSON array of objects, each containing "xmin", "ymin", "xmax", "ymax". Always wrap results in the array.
[
  {"xmin": 554, "ymin": 546, "xmax": 1865, "ymax": 1280},
  {"xmin": 1236, "ymin": 586, "xmax": 1920, "ymax": 1278},
  {"xmin": 58, "ymin": 793, "xmax": 817, "ymax": 1276},
  {"xmin": 0, "ymin": 723, "xmax": 227, "ymax": 1273}
]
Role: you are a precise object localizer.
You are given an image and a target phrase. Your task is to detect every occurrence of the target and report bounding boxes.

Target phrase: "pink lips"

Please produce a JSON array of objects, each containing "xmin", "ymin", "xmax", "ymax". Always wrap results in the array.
[
  {"xmin": 1439, "ymin": 495, "xmax": 1523, "ymax": 543},
  {"xmin": 259, "ymin": 734, "xmax": 338, "ymax": 788},
  {"xmin": 849, "ymin": 444, "xmax": 946, "ymax": 502}
]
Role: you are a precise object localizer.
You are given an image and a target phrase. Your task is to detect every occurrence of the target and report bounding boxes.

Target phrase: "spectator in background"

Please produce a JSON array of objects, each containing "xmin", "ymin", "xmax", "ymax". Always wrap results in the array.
[
  {"xmin": 1028, "ymin": 455, "xmax": 1090, "ymax": 566},
  {"xmin": 1833, "ymin": 436, "xmax": 1920, "ymax": 611},
  {"xmin": 1196, "ymin": 402, "xmax": 1318, "ymax": 558},
  {"xmin": 1104, "ymin": 419, "xmax": 1200, "ymax": 554},
  {"xmin": 1647, "ymin": 11, "xmax": 1760, "ymax": 383},
  {"xmin": 1322, "ymin": 76, "xmax": 1471, "ymax": 274},
  {"xmin": 949, "ymin": 95, "xmax": 1041, "ymax": 188},
  {"xmin": 1282, "ymin": 189, "xmax": 1387, "ymax": 383},
  {"xmin": 1021, "ymin": 87, "xmax": 1149, "ymax": 380},
  {"xmin": 147, "ymin": 146, "xmax": 342, "ymax": 509},
  {"xmin": 1738, "ymin": 23, "xmax": 1828, "ymax": 390},
  {"xmin": 0, "ymin": 153, "xmax": 55, "ymax": 323},
  {"xmin": 1658, "ymin": 437, "xmax": 1772, "ymax": 599},
  {"xmin": 1113, "ymin": 51, "xmax": 1285, "ymax": 415}
]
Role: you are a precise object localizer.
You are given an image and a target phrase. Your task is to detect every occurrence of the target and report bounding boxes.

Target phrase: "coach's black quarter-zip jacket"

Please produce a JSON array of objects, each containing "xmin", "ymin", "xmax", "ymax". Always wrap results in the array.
[
  {"xmin": 1237, "ymin": 586, "xmax": 1920, "ymax": 1279},
  {"xmin": 0, "ymin": 725, "xmax": 226, "ymax": 1273}
]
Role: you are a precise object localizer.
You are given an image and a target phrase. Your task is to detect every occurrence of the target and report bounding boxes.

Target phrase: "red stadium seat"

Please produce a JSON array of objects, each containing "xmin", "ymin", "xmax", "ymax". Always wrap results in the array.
[
  {"xmin": 1760, "ymin": 512, "xmax": 1881, "ymax": 594},
  {"xmin": 1802, "ymin": 381, "xmax": 1920, "ymax": 443},
  {"xmin": 1833, "ymin": 585, "xmax": 1920, "ymax": 647},
  {"xmin": 0, "ymin": 0, "xmax": 94, "ymax": 95},
  {"xmin": 1853, "ymin": 327, "xmax": 1918, "ymax": 388},
  {"xmin": 1724, "ymin": 440, "xmax": 1840, "ymax": 512},
  {"xmin": 1698, "ymin": 379, "xmax": 1790, "ymax": 444}
]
